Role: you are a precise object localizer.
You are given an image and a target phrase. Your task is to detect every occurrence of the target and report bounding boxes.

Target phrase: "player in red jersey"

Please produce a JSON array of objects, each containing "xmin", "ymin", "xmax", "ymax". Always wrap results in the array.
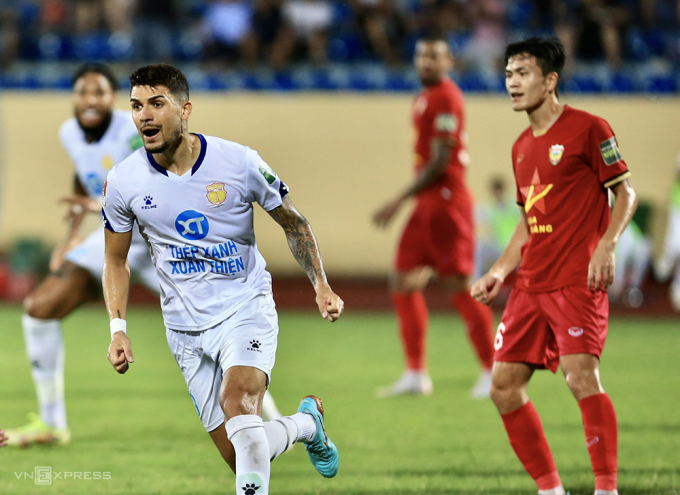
[
  {"xmin": 471, "ymin": 38, "xmax": 637, "ymax": 495},
  {"xmin": 373, "ymin": 33, "xmax": 495, "ymax": 398}
]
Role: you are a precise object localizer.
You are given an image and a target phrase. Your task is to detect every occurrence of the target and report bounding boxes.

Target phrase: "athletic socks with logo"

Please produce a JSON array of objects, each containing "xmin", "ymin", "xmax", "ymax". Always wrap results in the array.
[
  {"xmin": 579, "ymin": 393, "xmax": 618, "ymax": 492},
  {"xmin": 501, "ymin": 401, "xmax": 562, "ymax": 492},
  {"xmin": 22, "ymin": 314, "xmax": 67, "ymax": 430},
  {"xmin": 226, "ymin": 415, "xmax": 270, "ymax": 495}
]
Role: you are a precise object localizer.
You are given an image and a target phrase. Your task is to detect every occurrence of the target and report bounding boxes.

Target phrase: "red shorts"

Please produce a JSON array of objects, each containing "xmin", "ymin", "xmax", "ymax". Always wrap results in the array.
[
  {"xmin": 395, "ymin": 200, "xmax": 475, "ymax": 277},
  {"xmin": 494, "ymin": 286, "xmax": 609, "ymax": 372}
]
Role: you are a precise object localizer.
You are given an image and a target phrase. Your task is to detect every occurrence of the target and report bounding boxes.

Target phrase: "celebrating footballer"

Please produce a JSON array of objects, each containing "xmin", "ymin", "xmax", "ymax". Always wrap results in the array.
[{"xmin": 102, "ymin": 64, "xmax": 343, "ymax": 495}]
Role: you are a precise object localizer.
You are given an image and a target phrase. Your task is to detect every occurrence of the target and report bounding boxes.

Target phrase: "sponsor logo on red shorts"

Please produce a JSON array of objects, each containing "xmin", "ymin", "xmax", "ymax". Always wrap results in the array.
[{"xmin": 568, "ymin": 327, "xmax": 584, "ymax": 337}]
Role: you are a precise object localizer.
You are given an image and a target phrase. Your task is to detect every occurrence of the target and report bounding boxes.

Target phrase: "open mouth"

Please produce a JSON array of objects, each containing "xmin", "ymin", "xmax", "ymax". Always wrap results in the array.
[
  {"xmin": 81, "ymin": 108, "xmax": 101, "ymax": 119},
  {"xmin": 510, "ymin": 92, "xmax": 523, "ymax": 100},
  {"xmin": 142, "ymin": 127, "xmax": 160, "ymax": 140}
]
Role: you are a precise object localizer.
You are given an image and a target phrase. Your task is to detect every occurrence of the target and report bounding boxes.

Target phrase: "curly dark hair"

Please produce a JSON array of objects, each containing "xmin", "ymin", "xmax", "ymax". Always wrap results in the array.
[
  {"xmin": 129, "ymin": 63, "xmax": 189, "ymax": 103},
  {"xmin": 72, "ymin": 63, "xmax": 119, "ymax": 92}
]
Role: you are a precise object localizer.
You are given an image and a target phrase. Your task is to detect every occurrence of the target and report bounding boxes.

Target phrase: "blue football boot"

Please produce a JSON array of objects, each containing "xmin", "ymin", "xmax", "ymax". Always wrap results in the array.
[{"xmin": 298, "ymin": 395, "xmax": 339, "ymax": 478}]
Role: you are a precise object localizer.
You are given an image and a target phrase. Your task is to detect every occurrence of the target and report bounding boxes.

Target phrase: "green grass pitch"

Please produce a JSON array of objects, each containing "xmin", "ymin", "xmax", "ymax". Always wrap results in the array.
[{"xmin": 0, "ymin": 303, "xmax": 678, "ymax": 494}]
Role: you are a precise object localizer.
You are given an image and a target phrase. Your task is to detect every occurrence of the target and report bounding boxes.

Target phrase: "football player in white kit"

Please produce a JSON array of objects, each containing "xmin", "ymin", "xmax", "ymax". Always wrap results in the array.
[
  {"xmin": 4, "ymin": 64, "xmax": 158, "ymax": 446},
  {"xmin": 102, "ymin": 64, "xmax": 344, "ymax": 493}
]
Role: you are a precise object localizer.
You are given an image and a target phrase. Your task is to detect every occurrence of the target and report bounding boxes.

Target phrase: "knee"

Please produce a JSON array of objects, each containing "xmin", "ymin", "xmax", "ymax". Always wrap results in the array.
[
  {"xmin": 490, "ymin": 378, "xmax": 526, "ymax": 413},
  {"xmin": 564, "ymin": 368, "xmax": 603, "ymax": 401},
  {"xmin": 23, "ymin": 293, "xmax": 58, "ymax": 320},
  {"xmin": 220, "ymin": 383, "xmax": 262, "ymax": 421}
]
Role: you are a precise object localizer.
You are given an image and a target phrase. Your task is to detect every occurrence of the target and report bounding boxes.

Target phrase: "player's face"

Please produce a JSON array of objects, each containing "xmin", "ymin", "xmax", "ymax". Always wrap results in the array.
[
  {"xmin": 414, "ymin": 41, "xmax": 452, "ymax": 86},
  {"xmin": 130, "ymin": 85, "xmax": 188, "ymax": 154},
  {"xmin": 505, "ymin": 55, "xmax": 554, "ymax": 112},
  {"xmin": 72, "ymin": 73, "xmax": 115, "ymax": 130}
]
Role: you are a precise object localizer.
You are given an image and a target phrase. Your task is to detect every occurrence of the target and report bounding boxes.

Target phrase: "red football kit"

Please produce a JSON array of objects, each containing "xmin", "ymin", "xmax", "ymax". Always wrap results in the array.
[
  {"xmin": 396, "ymin": 76, "xmax": 475, "ymax": 276},
  {"xmin": 496, "ymin": 105, "xmax": 631, "ymax": 371}
]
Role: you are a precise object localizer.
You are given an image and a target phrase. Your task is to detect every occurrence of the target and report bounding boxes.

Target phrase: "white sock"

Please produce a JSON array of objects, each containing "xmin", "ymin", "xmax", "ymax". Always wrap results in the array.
[
  {"xmin": 226, "ymin": 415, "xmax": 270, "ymax": 495},
  {"xmin": 261, "ymin": 390, "xmax": 282, "ymax": 421},
  {"xmin": 262, "ymin": 420, "xmax": 292, "ymax": 461},
  {"xmin": 538, "ymin": 487, "xmax": 565, "ymax": 495},
  {"xmin": 290, "ymin": 412, "xmax": 316, "ymax": 443},
  {"xmin": 595, "ymin": 491, "xmax": 618, "ymax": 495},
  {"xmin": 22, "ymin": 315, "xmax": 67, "ymax": 430}
]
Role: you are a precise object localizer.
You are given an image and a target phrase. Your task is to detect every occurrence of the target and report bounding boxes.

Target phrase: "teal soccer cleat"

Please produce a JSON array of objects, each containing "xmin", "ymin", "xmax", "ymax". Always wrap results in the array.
[{"xmin": 298, "ymin": 395, "xmax": 339, "ymax": 478}]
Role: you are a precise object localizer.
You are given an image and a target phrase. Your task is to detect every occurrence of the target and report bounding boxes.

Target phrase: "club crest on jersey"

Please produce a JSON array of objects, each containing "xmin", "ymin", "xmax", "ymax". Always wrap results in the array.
[
  {"xmin": 206, "ymin": 182, "xmax": 227, "ymax": 206},
  {"xmin": 175, "ymin": 210, "xmax": 210, "ymax": 241},
  {"xmin": 549, "ymin": 144, "xmax": 564, "ymax": 165},
  {"xmin": 102, "ymin": 154, "xmax": 114, "ymax": 170}
]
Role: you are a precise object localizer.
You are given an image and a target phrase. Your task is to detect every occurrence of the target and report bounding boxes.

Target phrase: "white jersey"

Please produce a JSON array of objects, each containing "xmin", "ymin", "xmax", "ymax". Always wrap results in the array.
[
  {"xmin": 59, "ymin": 109, "xmax": 142, "ymax": 199},
  {"xmin": 102, "ymin": 134, "xmax": 288, "ymax": 331}
]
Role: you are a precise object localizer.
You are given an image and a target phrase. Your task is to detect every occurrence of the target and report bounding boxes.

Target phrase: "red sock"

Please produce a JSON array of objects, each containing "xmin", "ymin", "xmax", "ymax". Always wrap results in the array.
[
  {"xmin": 501, "ymin": 402, "xmax": 561, "ymax": 491},
  {"xmin": 450, "ymin": 291, "xmax": 495, "ymax": 370},
  {"xmin": 579, "ymin": 393, "xmax": 618, "ymax": 491},
  {"xmin": 392, "ymin": 292, "xmax": 429, "ymax": 371}
]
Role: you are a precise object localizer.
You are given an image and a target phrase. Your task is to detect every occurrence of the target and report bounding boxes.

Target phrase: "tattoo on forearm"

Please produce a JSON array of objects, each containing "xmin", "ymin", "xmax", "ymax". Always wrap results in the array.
[
  {"xmin": 117, "ymin": 310, "xmax": 121, "ymax": 318},
  {"xmin": 269, "ymin": 198, "xmax": 326, "ymax": 287}
]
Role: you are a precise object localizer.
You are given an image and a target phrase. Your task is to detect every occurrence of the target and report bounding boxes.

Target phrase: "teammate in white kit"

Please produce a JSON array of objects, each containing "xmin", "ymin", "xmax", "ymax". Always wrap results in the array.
[
  {"xmin": 102, "ymin": 64, "xmax": 344, "ymax": 493},
  {"xmin": 4, "ymin": 64, "xmax": 158, "ymax": 447}
]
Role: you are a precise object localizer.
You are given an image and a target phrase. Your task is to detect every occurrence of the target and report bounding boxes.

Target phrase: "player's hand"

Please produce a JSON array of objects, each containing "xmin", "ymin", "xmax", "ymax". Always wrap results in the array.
[
  {"xmin": 372, "ymin": 198, "xmax": 404, "ymax": 229},
  {"xmin": 588, "ymin": 238, "xmax": 615, "ymax": 291},
  {"xmin": 470, "ymin": 271, "xmax": 504, "ymax": 305},
  {"xmin": 0, "ymin": 429, "xmax": 8, "ymax": 447},
  {"xmin": 108, "ymin": 331, "xmax": 134, "ymax": 374},
  {"xmin": 59, "ymin": 195, "xmax": 100, "ymax": 220},
  {"xmin": 315, "ymin": 285, "xmax": 344, "ymax": 322}
]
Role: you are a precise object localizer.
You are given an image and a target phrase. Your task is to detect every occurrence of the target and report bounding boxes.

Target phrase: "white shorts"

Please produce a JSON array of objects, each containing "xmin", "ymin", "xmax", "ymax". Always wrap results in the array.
[
  {"xmin": 166, "ymin": 293, "xmax": 279, "ymax": 431},
  {"xmin": 65, "ymin": 226, "xmax": 159, "ymax": 292}
]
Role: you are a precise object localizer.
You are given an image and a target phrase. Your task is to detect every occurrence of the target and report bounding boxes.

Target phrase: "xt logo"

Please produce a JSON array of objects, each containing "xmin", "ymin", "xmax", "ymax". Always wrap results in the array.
[{"xmin": 175, "ymin": 210, "xmax": 210, "ymax": 240}]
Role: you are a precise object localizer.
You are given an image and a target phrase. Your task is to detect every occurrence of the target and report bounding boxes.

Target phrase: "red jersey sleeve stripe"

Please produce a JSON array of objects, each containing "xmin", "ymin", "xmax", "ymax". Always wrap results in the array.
[{"xmin": 602, "ymin": 171, "xmax": 631, "ymax": 189}]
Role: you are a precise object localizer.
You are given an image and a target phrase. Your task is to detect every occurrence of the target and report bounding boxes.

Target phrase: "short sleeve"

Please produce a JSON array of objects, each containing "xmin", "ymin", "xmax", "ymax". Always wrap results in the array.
[
  {"xmin": 430, "ymin": 95, "xmax": 460, "ymax": 143},
  {"xmin": 102, "ymin": 169, "xmax": 134, "ymax": 233},
  {"xmin": 244, "ymin": 148, "xmax": 289, "ymax": 211},
  {"xmin": 588, "ymin": 117, "xmax": 630, "ymax": 188}
]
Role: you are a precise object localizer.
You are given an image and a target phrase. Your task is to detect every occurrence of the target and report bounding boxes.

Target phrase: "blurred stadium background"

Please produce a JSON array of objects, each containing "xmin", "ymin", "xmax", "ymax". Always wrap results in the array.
[{"xmin": 0, "ymin": 1, "xmax": 679, "ymax": 494}]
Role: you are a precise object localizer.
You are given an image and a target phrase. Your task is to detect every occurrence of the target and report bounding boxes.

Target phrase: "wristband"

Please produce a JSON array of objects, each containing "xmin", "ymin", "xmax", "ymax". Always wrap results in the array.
[{"xmin": 110, "ymin": 318, "xmax": 127, "ymax": 339}]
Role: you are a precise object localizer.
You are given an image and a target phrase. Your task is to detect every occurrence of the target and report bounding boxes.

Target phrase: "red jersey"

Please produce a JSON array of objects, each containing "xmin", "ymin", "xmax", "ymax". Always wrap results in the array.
[
  {"xmin": 513, "ymin": 105, "xmax": 631, "ymax": 292},
  {"xmin": 413, "ymin": 77, "xmax": 471, "ymax": 205}
]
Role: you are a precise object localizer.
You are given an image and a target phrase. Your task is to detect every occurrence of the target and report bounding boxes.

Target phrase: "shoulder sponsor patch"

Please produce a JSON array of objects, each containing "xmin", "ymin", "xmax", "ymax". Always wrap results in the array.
[
  {"xmin": 599, "ymin": 137, "xmax": 622, "ymax": 166},
  {"xmin": 259, "ymin": 162, "xmax": 277, "ymax": 184},
  {"xmin": 435, "ymin": 113, "xmax": 457, "ymax": 133}
]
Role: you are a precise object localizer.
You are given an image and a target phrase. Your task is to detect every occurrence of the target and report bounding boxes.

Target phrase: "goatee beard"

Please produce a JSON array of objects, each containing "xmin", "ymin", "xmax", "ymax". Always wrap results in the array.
[{"xmin": 77, "ymin": 111, "xmax": 113, "ymax": 143}]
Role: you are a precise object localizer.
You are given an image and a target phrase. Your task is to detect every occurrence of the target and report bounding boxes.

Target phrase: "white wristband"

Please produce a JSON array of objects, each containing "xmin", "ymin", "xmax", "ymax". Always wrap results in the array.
[{"xmin": 110, "ymin": 318, "xmax": 127, "ymax": 339}]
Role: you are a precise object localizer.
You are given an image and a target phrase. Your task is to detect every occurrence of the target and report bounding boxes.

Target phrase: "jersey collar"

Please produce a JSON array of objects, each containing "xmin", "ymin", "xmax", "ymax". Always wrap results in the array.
[{"xmin": 146, "ymin": 133, "xmax": 207, "ymax": 177}]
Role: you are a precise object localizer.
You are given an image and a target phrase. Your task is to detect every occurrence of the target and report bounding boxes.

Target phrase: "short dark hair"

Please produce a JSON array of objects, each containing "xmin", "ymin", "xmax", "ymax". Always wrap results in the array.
[
  {"xmin": 129, "ymin": 64, "xmax": 189, "ymax": 103},
  {"xmin": 72, "ymin": 63, "xmax": 119, "ymax": 91},
  {"xmin": 504, "ymin": 37, "xmax": 565, "ymax": 92}
]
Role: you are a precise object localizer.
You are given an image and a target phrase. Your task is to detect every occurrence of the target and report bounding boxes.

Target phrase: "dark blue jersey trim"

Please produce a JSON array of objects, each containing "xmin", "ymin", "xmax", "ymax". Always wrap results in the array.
[
  {"xmin": 146, "ymin": 153, "xmax": 168, "ymax": 176},
  {"xmin": 102, "ymin": 209, "xmax": 116, "ymax": 232},
  {"xmin": 279, "ymin": 180, "xmax": 289, "ymax": 198},
  {"xmin": 192, "ymin": 134, "xmax": 207, "ymax": 175},
  {"xmin": 145, "ymin": 133, "xmax": 207, "ymax": 177}
]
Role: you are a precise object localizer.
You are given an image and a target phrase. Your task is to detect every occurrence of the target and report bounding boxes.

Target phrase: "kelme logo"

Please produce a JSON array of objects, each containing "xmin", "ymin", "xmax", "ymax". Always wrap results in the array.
[
  {"xmin": 175, "ymin": 210, "xmax": 210, "ymax": 241},
  {"xmin": 568, "ymin": 327, "xmax": 584, "ymax": 337}
]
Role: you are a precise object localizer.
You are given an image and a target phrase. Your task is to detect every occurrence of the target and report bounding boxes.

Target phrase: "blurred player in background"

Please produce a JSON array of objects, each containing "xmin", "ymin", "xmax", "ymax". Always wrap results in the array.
[
  {"xmin": 0, "ymin": 429, "xmax": 7, "ymax": 447},
  {"xmin": 475, "ymin": 175, "xmax": 520, "ymax": 280},
  {"xmin": 103, "ymin": 64, "xmax": 342, "ymax": 494},
  {"xmin": 655, "ymin": 157, "xmax": 680, "ymax": 310},
  {"xmin": 4, "ymin": 63, "xmax": 282, "ymax": 447},
  {"xmin": 472, "ymin": 38, "xmax": 636, "ymax": 495},
  {"xmin": 609, "ymin": 217, "xmax": 651, "ymax": 308},
  {"xmin": 373, "ymin": 33, "xmax": 495, "ymax": 399}
]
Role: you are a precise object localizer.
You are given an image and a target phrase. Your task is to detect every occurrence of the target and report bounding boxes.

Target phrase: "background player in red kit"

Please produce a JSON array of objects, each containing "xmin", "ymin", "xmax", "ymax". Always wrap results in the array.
[
  {"xmin": 471, "ymin": 38, "xmax": 637, "ymax": 495},
  {"xmin": 373, "ymin": 33, "xmax": 495, "ymax": 398}
]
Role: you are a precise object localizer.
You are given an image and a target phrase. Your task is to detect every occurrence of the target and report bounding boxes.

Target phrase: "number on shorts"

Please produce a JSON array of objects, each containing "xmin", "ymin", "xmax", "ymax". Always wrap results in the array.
[{"xmin": 494, "ymin": 322, "xmax": 506, "ymax": 351}]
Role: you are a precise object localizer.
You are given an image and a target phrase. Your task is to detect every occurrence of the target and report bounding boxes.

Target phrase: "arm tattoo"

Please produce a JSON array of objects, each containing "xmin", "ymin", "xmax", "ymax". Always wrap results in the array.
[
  {"xmin": 268, "ymin": 196, "xmax": 327, "ymax": 287},
  {"xmin": 117, "ymin": 310, "xmax": 121, "ymax": 319}
]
